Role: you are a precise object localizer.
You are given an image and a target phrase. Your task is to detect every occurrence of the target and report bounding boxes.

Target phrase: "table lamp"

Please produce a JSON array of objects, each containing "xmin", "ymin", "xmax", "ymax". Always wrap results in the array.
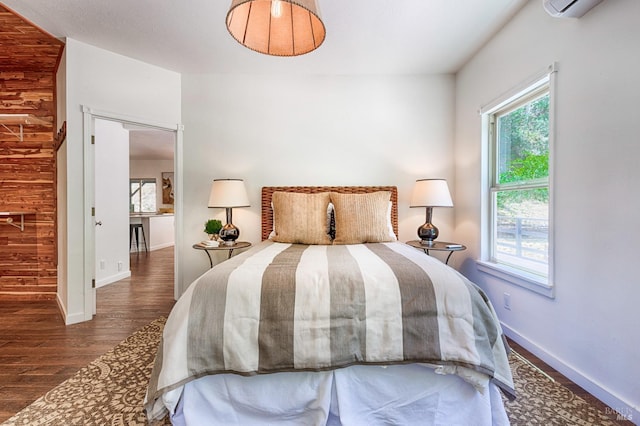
[
  {"xmin": 208, "ymin": 179, "xmax": 250, "ymax": 246},
  {"xmin": 410, "ymin": 179, "xmax": 453, "ymax": 246}
]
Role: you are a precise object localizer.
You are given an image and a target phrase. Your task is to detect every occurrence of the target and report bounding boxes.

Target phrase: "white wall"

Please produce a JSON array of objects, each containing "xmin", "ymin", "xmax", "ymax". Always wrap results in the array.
[
  {"xmin": 455, "ymin": 0, "xmax": 640, "ymax": 421},
  {"xmin": 95, "ymin": 119, "xmax": 130, "ymax": 287},
  {"xmin": 60, "ymin": 38, "xmax": 181, "ymax": 324},
  {"xmin": 146, "ymin": 215, "xmax": 175, "ymax": 251},
  {"xmin": 181, "ymin": 73, "xmax": 455, "ymax": 286}
]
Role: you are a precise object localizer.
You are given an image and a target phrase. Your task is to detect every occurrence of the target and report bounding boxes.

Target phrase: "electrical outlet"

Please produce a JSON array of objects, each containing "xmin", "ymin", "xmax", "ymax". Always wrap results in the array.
[
  {"xmin": 503, "ymin": 293, "xmax": 511, "ymax": 310},
  {"xmin": 99, "ymin": 260, "xmax": 106, "ymax": 270},
  {"xmin": 117, "ymin": 261, "xmax": 123, "ymax": 272}
]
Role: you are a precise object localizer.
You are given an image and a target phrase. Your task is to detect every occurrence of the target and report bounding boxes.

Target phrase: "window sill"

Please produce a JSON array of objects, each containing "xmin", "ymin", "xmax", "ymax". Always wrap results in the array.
[{"xmin": 476, "ymin": 260, "xmax": 555, "ymax": 298}]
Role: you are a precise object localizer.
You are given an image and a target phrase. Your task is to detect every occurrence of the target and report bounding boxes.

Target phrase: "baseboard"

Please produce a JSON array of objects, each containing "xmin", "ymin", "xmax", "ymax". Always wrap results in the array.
[
  {"xmin": 55, "ymin": 293, "xmax": 67, "ymax": 320},
  {"xmin": 150, "ymin": 242, "xmax": 174, "ymax": 251},
  {"xmin": 64, "ymin": 310, "xmax": 87, "ymax": 325},
  {"xmin": 130, "ymin": 242, "xmax": 174, "ymax": 253},
  {"xmin": 57, "ymin": 293, "xmax": 85, "ymax": 325},
  {"xmin": 96, "ymin": 271, "xmax": 132, "ymax": 288},
  {"xmin": 502, "ymin": 323, "xmax": 639, "ymax": 424}
]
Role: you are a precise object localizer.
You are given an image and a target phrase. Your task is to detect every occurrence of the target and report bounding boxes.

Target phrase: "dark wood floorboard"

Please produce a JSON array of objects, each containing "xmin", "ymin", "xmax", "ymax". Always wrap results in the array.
[
  {"xmin": 0, "ymin": 248, "xmax": 633, "ymax": 424},
  {"xmin": 0, "ymin": 247, "xmax": 175, "ymax": 422}
]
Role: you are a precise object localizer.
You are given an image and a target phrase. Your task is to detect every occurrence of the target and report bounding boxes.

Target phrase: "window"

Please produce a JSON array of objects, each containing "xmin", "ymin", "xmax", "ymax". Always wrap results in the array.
[
  {"xmin": 479, "ymin": 66, "xmax": 555, "ymax": 296},
  {"xmin": 130, "ymin": 178, "xmax": 157, "ymax": 213}
]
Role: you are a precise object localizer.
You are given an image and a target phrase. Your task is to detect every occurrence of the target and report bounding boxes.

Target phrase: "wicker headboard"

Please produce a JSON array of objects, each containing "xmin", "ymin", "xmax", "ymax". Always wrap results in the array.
[{"xmin": 261, "ymin": 186, "xmax": 398, "ymax": 241}]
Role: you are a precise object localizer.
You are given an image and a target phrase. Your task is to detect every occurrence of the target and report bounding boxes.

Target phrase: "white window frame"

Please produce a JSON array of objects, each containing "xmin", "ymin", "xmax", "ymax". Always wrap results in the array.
[
  {"xmin": 130, "ymin": 178, "xmax": 157, "ymax": 213},
  {"xmin": 477, "ymin": 64, "xmax": 557, "ymax": 298}
]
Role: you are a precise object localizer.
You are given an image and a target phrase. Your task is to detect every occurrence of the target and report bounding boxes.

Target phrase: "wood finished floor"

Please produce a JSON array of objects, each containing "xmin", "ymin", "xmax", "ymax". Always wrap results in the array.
[
  {"xmin": 0, "ymin": 247, "xmax": 632, "ymax": 424},
  {"xmin": 0, "ymin": 247, "xmax": 176, "ymax": 422}
]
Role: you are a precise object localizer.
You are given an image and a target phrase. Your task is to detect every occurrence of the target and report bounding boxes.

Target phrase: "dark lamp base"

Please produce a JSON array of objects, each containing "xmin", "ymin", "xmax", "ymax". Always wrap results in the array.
[
  {"xmin": 417, "ymin": 222, "xmax": 439, "ymax": 245},
  {"xmin": 220, "ymin": 223, "xmax": 240, "ymax": 244}
]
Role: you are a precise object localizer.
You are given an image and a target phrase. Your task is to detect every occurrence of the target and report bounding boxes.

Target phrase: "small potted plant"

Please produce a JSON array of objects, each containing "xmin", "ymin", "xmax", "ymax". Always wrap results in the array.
[{"xmin": 204, "ymin": 219, "xmax": 222, "ymax": 241}]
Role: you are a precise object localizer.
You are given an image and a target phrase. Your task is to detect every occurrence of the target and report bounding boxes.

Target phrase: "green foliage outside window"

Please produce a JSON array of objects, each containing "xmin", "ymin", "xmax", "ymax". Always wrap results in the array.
[
  {"xmin": 497, "ymin": 153, "xmax": 549, "ymax": 205},
  {"xmin": 488, "ymin": 77, "xmax": 551, "ymax": 276},
  {"xmin": 497, "ymin": 94, "xmax": 549, "ymax": 208}
]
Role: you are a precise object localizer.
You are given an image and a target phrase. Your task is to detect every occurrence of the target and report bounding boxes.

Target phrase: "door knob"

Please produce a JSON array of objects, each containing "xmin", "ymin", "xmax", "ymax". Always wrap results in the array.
[{"xmin": 95, "ymin": 221, "xmax": 103, "ymax": 226}]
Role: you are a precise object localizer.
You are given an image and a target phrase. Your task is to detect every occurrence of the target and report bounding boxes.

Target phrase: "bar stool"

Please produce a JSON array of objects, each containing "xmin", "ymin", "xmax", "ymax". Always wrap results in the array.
[{"xmin": 129, "ymin": 223, "xmax": 148, "ymax": 252}]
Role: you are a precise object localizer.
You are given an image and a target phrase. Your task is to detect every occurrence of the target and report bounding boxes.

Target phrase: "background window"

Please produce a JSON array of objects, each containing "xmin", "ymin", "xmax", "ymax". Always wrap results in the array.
[
  {"xmin": 130, "ymin": 178, "xmax": 156, "ymax": 213},
  {"xmin": 490, "ymin": 83, "xmax": 550, "ymax": 279}
]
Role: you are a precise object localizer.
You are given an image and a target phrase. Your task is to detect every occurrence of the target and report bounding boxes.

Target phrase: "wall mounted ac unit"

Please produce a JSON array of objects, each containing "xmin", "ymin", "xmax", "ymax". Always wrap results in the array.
[{"xmin": 543, "ymin": 0, "xmax": 603, "ymax": 18}]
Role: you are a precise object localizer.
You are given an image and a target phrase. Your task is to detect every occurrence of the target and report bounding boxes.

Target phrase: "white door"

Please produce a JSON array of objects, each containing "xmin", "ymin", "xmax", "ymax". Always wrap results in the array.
[{"xmin": 94, "ymin": 119, "xmax": 131, "ymax": 289}]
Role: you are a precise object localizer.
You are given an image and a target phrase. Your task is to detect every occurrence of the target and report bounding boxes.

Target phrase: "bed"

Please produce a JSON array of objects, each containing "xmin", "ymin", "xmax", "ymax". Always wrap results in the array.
[{"xmin": 145, "ymin": 186, "xmax": 515, "ymax": 425}]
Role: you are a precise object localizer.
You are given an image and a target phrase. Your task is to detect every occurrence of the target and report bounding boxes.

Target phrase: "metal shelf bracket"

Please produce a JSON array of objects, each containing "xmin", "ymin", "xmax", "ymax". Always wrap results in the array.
[{"xmin": 0, "ymin": 213, "xmax": 26, "ymax": 231}]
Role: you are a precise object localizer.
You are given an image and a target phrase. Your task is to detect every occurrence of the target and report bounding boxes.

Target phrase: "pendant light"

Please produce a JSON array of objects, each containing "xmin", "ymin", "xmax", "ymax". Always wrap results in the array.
[{"xmin": 226, "ymin": 0, "xmax": 326, "ymax": 56}]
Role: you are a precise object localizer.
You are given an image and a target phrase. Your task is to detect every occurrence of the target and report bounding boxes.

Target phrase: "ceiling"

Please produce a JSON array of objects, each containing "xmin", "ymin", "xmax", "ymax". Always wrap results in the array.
[
  {"xmin": 127, "ymin": 128, "xmax": 175, "ymax": 161},
  {"xmin": 0, "ymin": 0, "xmax": 527, "ymax": 75},
  {"xmin": 1, "ymin": 0, "xmax": 529, "ymax": 161}
]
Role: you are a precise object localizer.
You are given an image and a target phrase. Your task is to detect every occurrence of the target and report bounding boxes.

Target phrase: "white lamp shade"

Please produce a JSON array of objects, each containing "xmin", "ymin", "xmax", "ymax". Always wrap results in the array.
[
  {"xmin": 208, "ymin": 179, "xmax": 250, "ymax": 208},
  {"xmin": 410, "ymin": 179, "xmax": 453, "ymax": 207}
]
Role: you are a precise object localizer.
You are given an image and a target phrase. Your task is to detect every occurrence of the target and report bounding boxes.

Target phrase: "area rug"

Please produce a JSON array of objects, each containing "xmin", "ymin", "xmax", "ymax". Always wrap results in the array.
[
  {"xmin": 2, "ymin": 317, "xmax": 623, "ymax": 426},
  {"xmin": 504, "ymin": 350, "xmax": 621, "ymax": 425},
  {"xmin": 2, "ymin": 317, "xmax": 171, "ymax": 426}
]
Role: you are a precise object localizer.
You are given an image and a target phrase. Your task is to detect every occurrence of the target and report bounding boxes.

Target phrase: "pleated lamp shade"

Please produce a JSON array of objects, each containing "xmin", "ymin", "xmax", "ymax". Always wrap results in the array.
[{"xmin": 226, "ymin": 0, "xmax": 326, "ymax": 56}]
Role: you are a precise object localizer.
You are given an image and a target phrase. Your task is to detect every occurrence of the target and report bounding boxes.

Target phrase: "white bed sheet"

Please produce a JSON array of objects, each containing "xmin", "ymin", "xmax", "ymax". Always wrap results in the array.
[{"xmin": 171, "ymin": 364, "xmax": 510, "ymax": 426}]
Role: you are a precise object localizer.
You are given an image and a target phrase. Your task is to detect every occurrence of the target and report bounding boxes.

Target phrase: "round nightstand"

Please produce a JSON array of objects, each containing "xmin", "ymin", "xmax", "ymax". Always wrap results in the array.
[
  {"xmin": 193, "ymin": 241, "xmax": 251, "ymax": 268},
  {"xmin": 405, "ymin": 240, "xmax": 466, "ymax": 265}
]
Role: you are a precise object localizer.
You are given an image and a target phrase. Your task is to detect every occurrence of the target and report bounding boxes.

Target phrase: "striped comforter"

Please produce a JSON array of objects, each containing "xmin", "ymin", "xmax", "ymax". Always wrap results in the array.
[{"xmin": 145, "ymin": 241, "xmax": 515, "ymax": 421}]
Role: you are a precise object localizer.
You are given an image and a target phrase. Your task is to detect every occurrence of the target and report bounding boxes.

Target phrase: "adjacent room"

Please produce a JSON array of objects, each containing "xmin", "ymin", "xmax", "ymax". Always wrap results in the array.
[{"xmin": 0, "ymin": 0, "xmax": 638, "ymax": 424}]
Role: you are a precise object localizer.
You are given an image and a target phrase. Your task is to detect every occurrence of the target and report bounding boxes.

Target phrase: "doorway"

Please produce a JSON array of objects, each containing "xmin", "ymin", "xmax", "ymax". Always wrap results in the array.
[
  {"xmin": 94, "ymin": 119, "xmax": 176, "ymax": 287},
  {"xmin": 82, "ymin": 107, "xmax": 183, "ymax": 319}
]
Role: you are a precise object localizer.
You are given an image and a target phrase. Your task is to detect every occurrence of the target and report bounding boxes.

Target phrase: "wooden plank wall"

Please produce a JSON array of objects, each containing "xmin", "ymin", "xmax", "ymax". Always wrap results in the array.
[
  {"xmin": 0, "ymin": 71, "xmax": 57, "ymax": 300},
  {"xmin": 0, "ymin": 5, "xmax": 64, "ymax": 301}
]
